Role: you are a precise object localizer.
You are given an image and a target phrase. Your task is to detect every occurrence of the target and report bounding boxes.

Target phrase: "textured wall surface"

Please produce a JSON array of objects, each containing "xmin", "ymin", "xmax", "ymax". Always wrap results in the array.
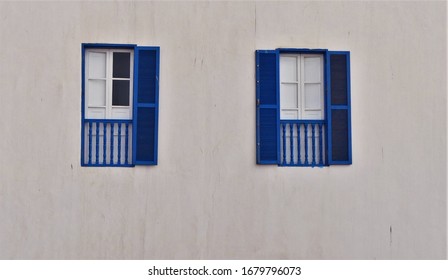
[{"xmin": 0, "ymin": 1, "xmax": 446, "ymax": 259}]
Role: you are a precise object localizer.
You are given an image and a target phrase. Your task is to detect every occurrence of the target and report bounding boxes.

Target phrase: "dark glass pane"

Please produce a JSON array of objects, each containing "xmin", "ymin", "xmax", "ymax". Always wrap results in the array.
[
  {"xmin": 113, "ymin": 52, "xmax": 130, "ymax": 78},
  {"xmin": 112, "ymin": 80, "xmax": 130, "ymax": 106}
]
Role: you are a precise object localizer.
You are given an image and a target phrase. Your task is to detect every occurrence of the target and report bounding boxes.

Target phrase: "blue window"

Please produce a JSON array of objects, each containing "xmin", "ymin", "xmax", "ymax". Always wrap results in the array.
[
  {"xmin": 81, "ymin": 44, "xmax": 159, "ymax": 167},
  {"xmin": 256, "ymin": 48, "xmax": 351, "ymax": 166}
]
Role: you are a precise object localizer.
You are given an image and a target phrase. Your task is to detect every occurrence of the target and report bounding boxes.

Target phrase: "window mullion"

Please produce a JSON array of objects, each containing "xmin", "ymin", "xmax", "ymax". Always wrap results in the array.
[{"xmin": 106, "ymin": 50, "xmax": 112, "ymax": 119}]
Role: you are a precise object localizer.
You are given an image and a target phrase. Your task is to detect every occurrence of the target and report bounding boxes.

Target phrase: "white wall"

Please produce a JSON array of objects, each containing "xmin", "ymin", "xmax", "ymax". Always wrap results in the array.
[{"xmin": 0, "ymin": 1, "xmax": 446, "ymax": 259}]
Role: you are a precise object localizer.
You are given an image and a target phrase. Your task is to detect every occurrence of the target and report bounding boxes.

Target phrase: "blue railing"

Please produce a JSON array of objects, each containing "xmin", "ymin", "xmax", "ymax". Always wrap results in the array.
[
  {"xmin": 279, "ymin": 120, "xmax": 326, "ymax": 167},
  {"xmin": 83, "ymin": 119, "xmax": 133, "ymax": 167}
]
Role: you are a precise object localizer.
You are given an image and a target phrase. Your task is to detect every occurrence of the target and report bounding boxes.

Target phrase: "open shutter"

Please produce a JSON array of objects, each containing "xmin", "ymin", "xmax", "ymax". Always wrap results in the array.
[
  {"xmin": 133, "ymin": 47, "xmax": 159, "ymax": 165},
  {"xmin": 326, "ymin": 51, "xmax": 352, "ymax": 164},
  {"xmin": 256, "ymin": 50, "xmax": 279, "ymax": 164}
]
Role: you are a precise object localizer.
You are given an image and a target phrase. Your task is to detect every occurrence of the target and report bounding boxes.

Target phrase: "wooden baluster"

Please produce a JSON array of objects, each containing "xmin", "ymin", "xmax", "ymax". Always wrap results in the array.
[
  {"xmin": 290, "ymin": 124, "xmax": 294, "ymax": 165},
  {"xmin": 117, "ymin": 123, "xmax": 122, "ymax": 164},
  {"xmin": 304, "ymin": 124, "xmax": 309, "ymax": 165},
  {"xmin": 311, "ymin": 124, "xmax": 316, "ymax": 166},
  {"xmin": 95, "ymin": 122, "xmax": 99, "ymax": 164},
  {"xmin": 110, "ymin": 123, "xmax": 114, "ymax": 165},
  {"xmin": 319, "ymin": 124, "xmax": 323, "ymax": 165},
  {"xmin": 103, "ymin": 123, "xmax": 107, "ymax": 164},
  {"xmin": 88, "ymin": 122, "xmax": 92, "ymax": 165},
  {"xmin": 282, "ymin": 124, "xmax": 286, "ymax": 164},
  {"xmin": 125, "ymin": 123, "xmax": 129, "ymax": 165}
]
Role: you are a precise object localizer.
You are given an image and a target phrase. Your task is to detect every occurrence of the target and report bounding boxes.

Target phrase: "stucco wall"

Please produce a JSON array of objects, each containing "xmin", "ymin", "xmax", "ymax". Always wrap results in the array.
[{"xmin": 0, "ymin": 1, "xmax": 446, "ymax": 259}]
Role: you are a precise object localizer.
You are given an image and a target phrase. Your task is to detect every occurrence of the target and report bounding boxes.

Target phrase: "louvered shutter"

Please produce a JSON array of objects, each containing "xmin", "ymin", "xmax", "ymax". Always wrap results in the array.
[
  {"xmin": 327, "ymin": 51, "xmax": 352, "ymax": 164},
  {"xmin": 256, "ymin": 50, "xmax": 279, "ymax": 164},
  {"xmin": 133, "ymin": 47, "xmax": 159, "ymax": 165}
]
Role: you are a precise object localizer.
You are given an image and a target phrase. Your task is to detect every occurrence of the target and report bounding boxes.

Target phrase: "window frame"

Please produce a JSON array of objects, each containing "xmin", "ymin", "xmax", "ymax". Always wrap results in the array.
[
  {"xmin": 81, "ymin": 43, "xmax": 160, "ymax": 167},
  {"xmin": 81, "ymin": 44, "xmax": 136, "ymax": 119},
  {"xmin": 84, "ymin": 48, "xmax": 134, "ymax": 120},
  {"xmin": 279, "ymin": 53, "xmax": 325, "ymax": 120},
  {"xmin": 279, "ymin": 49, "xmax": 329, "ymax": 166},
  {"xmin": 256, "ymin": 48, "xmax": 351, "ymax": 166}
]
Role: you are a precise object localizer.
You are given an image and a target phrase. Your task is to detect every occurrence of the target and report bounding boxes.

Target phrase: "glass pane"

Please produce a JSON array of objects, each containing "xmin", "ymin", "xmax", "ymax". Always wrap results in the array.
[
  {"xmin": 112, "ymin": 80, "xmax": 130, "ymax": 106},
  {"xmin": 304, "ymin": 84, "xmax": 321, "ymax": 109},
  {"xmin": 280, "ymin": 56, "xmax": 297, "ymax": 82},
  {"xmin": 88, "ymin": 80, "xmax": 106, "ymax": 106},
  {"xmin": 88, "ymin": 52, "xmax": 106, "ymax": 78},
  {"xmin": 304, "ymin": 56, "xmax": 321, "ymax": 83},
  {"xmin": 280, "ymin": 83, "xmax": 298, "ymax": 109},
  {"xmin": 113, "ymin": 52, "xmax": 130, "ymax": 78}
]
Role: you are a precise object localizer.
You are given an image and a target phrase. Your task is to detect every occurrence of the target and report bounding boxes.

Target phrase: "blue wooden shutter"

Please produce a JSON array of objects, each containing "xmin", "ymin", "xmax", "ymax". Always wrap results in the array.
[
  {"xmin": 326, "ymin": 51, "xmax": 352, "ymax": 164},
  {"xmin": 133, "ymin": 46, "xmax": 159, "ymax": 165},
  {"xmin": 256, "ymin": 50, "xmax": 279, "ymax": 164}
]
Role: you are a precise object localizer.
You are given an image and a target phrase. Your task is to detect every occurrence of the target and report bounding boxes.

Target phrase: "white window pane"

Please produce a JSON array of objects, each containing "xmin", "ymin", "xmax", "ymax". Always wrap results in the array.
[
  {"xmin": 281, "ymin": 110, "xmax": 298, "ymax": 120},
  {"xmin": 304, "ymin": 84, "xmax": 322, "ymax": 109},
  {"xmin": 88, "ymin": 80, "xmax": 106, "ymax": 106},
  {"xmin": 280, "ymin": 83, "xmax": 298, "ymax": 109},
  {"xmin": 88, "ymin": 52, "xmax": 106, "ymax": 78},
  {"xmin": 304, "ymin": 56, "xmax": 321, "ymax": 83},
  {"xmin": 280, "ymin": 56, "xmax": 297, "ymax": 82}
]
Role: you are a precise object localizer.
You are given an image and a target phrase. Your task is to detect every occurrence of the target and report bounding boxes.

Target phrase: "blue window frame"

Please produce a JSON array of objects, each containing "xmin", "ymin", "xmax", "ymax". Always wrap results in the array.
[
  {"xmin": 81, "ymin": 43, "xmax": 159, "ymax": 167},
  {"xmin": 256, "ymin": 48, "xmax": 352, "ymax": 166}
]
